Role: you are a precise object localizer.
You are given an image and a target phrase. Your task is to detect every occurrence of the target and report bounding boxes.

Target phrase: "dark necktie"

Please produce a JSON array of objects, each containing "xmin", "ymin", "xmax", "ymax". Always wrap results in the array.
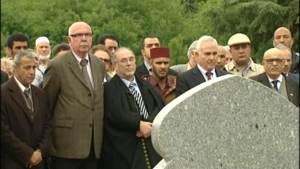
[
  {"xmin": 80, "ymin": 59, "xmax": 94, "ymax": 90},
  {"xmin": 271, "ymin": 80, "xmax": 279, "ymax": 91},
  {"xmin": 129, "ymin": 82, "xmax": 148, "ymax": 119},
  {"xmin": 205, "ymin": 71, "xmax": 212, "ymax": 80},
  {"xmin": 24, "ymin": 88, "xmax": 34, "ymax": 120}
]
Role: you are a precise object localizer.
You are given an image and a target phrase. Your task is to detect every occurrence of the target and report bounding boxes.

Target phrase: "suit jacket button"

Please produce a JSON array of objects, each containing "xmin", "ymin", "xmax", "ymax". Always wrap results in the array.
[
  {"xmin": 92, "ymin": 108, "xmax": 94, "ymax": 111},
  {"xmin": 88, "ymin": 93, "xmax": 91, "ymax": 97},
  {"xmin": 89, "ymin": 124, "xmax": 93, "ymax": 127}
]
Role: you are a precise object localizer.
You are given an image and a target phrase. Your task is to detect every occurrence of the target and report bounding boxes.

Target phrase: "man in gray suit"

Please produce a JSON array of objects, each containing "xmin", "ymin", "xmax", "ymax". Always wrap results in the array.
[
  {"xmin": 170, "ymin": 40, "xmax": 198, "ymax": 74},
  {"xmin": 43, "ymin": 22, "xmax": 105, "ymax": 169}
]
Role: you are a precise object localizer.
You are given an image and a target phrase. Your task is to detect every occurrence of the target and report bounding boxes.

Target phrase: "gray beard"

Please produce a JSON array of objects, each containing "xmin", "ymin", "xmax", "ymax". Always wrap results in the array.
[{"xmin": 39, "ymin": 53, "xmax": 51, "ymax": 60}]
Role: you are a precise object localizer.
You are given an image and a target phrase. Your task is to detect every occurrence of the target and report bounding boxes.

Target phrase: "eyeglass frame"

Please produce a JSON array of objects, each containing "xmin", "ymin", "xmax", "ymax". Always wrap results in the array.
[
  {"xmin": 69, "ymin": 33, "xmax": 93, "ymax": 38},
  {"xmin": 263, "ymin": 58, "xmax": 284, "ymax": 64}
]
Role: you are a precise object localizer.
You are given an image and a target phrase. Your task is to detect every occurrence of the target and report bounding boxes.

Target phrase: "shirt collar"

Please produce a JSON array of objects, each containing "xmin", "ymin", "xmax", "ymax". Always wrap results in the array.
[
  {"xmin": 14, "ymin": 76, "xmax": 31, "ymax": 92},
  {"xmin": 148, "ymin": 75, "xmax": 174, "ymax": 88},
  {"xmin": 144, "ymin": 61, "xmax": 152, "ymax": 73},
  {"xmin": 267, "ymin": 74, "xmax": 283, "ymax": 83},
  {"xmin": 72, "ymin": 51, "xmax": 89, "ymax": 65},
  {"xmin": 196, "ymin": 64, "xmax": 216, "ymax": 77},
  {"xmin": 120, "ymin": 76, "xmax": 138, "ymax": 88},
  {"xmin": 227, "ymin": 58, "xmax": 256, "ymax": 71}
]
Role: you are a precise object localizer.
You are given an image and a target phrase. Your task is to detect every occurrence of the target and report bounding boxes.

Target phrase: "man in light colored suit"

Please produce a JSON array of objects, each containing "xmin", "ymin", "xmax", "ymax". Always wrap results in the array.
[
  {"xmin": 170, "ymin": 40, "xmax": 198, "ymax": 74},
  {"xmin": 224, "ymin": 33, "xmax": 264, "ymax": 78},
  {"xmin": 43, "ymin": 21, "xmax": 105, "ymax": 169}
]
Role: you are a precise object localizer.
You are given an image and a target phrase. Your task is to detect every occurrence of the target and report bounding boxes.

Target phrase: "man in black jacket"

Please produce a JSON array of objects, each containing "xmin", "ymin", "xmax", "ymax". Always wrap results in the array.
[
  {"xmin": 101, "ymin": 47, "xmax": 165, "ymax": 169},
  {"xmin": 1, "ymin": 70, "xmax": 9, "ymax": 85},
  {"xmin": 176, "ymin": 36, "xmax": 228, "ymax": 97},
  {"xmin": 135, "ymin": 35, "xmax": 178, "ymax": 78},
  {"xmin": 273, "ymin": 27, "xmax": 299, "ymax": 74}
]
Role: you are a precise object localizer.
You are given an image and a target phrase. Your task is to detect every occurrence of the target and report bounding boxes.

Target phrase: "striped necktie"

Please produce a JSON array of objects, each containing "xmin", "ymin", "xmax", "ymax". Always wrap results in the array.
[{"xmin": 129, "ymin": 82, "xmax": 148, "ymax": 119}]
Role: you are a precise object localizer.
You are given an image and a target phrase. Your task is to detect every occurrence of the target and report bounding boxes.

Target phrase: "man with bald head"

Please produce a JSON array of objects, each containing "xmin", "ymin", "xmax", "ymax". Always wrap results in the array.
[
  {"xmin": 216, "ymin": 45, "xmax": 227, "ymax": 70},
  {"xmin": 273, "ymin": 27, "xmax": 299, "ymax": 74},
  {"xmin": 250, "ymin": 48, "xmax": 299, "ymax": 107},
  {"xmin": 43, "ymin": 21, "xmax": 106, "ymax": 169}
]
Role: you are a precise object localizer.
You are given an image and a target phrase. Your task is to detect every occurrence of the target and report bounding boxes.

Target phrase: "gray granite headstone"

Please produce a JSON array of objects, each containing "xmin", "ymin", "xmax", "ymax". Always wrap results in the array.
[{"xmin": 152, "ymin": 75, "xmax": 299, "ymax": 169}]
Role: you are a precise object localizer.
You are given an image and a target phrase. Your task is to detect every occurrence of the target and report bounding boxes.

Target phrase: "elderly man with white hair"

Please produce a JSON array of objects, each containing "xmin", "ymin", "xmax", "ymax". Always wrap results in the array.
[
  {"xmin": 35, "ymin": 36, "xmax": 51, "ymax": 73},
  {"xmin": 170, "ymin": 40, "xmax": 198, "ymax": 74}
]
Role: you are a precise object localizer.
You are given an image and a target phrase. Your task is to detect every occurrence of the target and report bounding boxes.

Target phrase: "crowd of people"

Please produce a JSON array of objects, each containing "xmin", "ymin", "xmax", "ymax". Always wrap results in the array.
[{"xmin": 1, "ymin": 21, "xmax": 299, "ymax": 169}]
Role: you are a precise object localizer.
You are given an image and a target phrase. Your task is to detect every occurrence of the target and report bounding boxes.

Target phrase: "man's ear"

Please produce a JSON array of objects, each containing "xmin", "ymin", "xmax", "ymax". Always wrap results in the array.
[{"xmin": 141, "ymin": 49, "xmax": 145, "ymax": 56}]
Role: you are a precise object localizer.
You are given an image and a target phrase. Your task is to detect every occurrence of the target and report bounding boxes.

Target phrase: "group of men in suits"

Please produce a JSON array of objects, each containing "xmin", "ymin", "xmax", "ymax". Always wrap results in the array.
[{"xmin": 1, "ymin": 23, "xmax": 299, "ymax": 169}]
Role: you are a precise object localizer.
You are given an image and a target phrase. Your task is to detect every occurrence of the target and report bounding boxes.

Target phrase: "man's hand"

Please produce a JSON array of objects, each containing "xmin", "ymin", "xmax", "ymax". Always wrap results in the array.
[
  {"xmin": 138, "ymin": 121, "xmax": 152, "ymax": 138},
  {"xmin": 26, "ymin": 150, "xmax": 42, "ymax": 168}
]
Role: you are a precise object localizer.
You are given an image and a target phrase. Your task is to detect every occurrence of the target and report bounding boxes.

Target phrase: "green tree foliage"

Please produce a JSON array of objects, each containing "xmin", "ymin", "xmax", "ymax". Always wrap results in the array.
[
  {"xmin": 200, "ymin": 0, "xmax": 299, "ymax": 62},
  {"xmin": 1, "ymin": 0, "xmax": 298, "ymax": 65}
]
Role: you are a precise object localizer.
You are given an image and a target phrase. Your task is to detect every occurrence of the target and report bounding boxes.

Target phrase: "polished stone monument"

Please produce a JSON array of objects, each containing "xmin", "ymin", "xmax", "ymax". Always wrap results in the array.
[{"xmin": 152, "ymin": 75, "xmax": 299, "ymax": 169}]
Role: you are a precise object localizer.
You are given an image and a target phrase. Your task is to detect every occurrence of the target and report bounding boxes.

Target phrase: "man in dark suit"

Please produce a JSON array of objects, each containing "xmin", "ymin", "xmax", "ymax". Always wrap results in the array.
[
  {"xmin": 276, "ymin": 44, "xmax": 299, "ymax": 83},
  {"xmin": 273, "ymin": 27, "xmax": 299, "ymax": 74},
  {"xmin": 135, "ymin": 35, "xmax": 178, "ymax": 78},
  {"xmin": 1, "ymin": 69, "xmax": 9, "ymax": 84},
  {"xmin": 101, "ymin": 47, "xmax": 165, "ymax": 169},
  {"xmin": 176, "ymin": 36, "xmax": 228, "ymax": 97},
  {"xmin": 43, "ymin": 22, "xmax": 105, "ymax": 169},
  {"xmin": 1, "ymin": 51, "xmax": 52, "ymax": 169},
  {"xmin": 250, "ymin": 48, "xmax": 299, "ymax": 107}
]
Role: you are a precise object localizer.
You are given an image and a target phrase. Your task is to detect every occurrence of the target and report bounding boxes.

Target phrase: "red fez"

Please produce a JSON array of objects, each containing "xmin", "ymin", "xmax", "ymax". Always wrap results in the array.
[{"xmin": 150, "ymin": 47, "xmax": 170, "ymax": 59}]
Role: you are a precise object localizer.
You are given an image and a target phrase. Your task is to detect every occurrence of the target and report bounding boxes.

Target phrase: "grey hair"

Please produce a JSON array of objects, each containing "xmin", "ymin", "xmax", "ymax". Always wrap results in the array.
[
  {"xmin": 195, "ymin": 36, "xmax": 218, "ymax": 54},
  {"xmin": 224, "ymin": 45, "xmax": 230, "ymax": 53},
  {"xmin": 14, "ymin": 50, "xmax": 35, "ymax": 67},
  {"xmin": 187, "ymin": 40, "xmax": 198, "ymax": 59},
  {"xmin": 111, "ymin": 47, "xmax": 135, "ymax": 64}
]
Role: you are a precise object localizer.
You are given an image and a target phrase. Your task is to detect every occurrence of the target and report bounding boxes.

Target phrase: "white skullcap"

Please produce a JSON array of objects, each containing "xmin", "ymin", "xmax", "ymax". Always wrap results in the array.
[{"xmin": 35, "ymin": 36, "xmax": 50, "ymax": 46}]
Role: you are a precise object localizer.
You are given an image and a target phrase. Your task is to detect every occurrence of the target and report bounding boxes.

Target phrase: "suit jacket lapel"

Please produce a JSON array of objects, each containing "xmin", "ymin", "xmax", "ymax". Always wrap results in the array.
[
  {"xmin": 90, "ymin": 54, "xmax": 99, "ymax": 92},
  {"xmin": 9, "ymin": 78, "xmax": 33, "ymax": 123},
  {"xmin": 260, "ymin": 73, "xmax": 272, "ymax": 88},
  {"xmin": 191, "ymin": 67, "xmax": 204, "ymax": 85},
  {"xmin": 32, "ymin": 87, "xmax": 39, "ymax": 118},
  {"xmin": 67, "ymin": 52, "xmax": 91, "ymax": 91},
  {"xmin": 285, "ymin": 76, "xmax": 296, "ymax": 102}
]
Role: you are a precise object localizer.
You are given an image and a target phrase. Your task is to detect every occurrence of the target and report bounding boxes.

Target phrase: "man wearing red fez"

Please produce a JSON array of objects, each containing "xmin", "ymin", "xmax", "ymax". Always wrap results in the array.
[{"xmin": 142, "ymin": 47, "xmax": 176, "ymax": 104}]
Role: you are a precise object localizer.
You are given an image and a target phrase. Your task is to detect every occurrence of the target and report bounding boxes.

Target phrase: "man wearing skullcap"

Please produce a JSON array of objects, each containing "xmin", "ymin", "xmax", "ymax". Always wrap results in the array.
[
  {"xmin": 224, "ymin": 33, "xmax": 264, "ymax": 78},
  {"xmin": 35, "ymin": 36, "xmax": 51, "ymax": 74},
  {"xmin": 143, "ymin": 47, "xmax": 177, "ymax": 104}
]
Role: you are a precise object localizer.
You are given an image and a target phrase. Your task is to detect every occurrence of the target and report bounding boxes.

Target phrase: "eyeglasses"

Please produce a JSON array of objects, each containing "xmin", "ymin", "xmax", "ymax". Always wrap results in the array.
[
  {"xmin": 264, "ymin": 58, "xmax": 284, "ymax": 63},
  {"xmin": 118, "ymin": 57, "xmax": 135, "ymax": 64},
  {"xmin": 69, "ymin": 33, "xmax": 93, "ymax": 38}
]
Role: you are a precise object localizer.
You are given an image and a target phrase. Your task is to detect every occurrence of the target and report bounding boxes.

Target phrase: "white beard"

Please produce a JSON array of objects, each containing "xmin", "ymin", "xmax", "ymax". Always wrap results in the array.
[{"xmin": 39, "ymin": 53, "xmax": 51, "ymax": 60}]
